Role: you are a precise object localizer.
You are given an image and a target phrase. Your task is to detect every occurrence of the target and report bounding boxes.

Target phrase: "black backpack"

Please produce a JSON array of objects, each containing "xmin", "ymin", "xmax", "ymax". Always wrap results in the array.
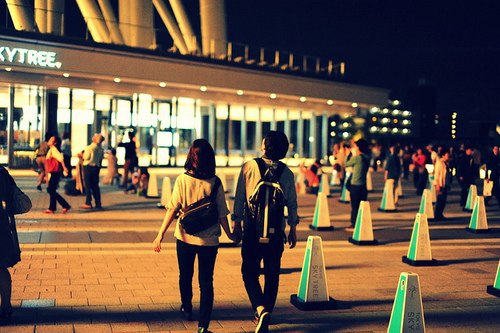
[{"xmin": 247, "ymin": 158, "xmax": 286, "ymax": 244}]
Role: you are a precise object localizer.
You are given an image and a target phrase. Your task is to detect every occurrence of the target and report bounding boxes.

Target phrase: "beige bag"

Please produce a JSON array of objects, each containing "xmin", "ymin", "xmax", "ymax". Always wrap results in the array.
[{"xmin": 483, "ymin": 180, "xmax": 493, "ymax": 197}]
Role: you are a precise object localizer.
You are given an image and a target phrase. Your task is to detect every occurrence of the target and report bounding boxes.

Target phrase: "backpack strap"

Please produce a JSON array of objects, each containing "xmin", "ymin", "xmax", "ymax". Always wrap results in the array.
[
  {"xmin": 274, "ymin": 161, "xmax": 286, "ymax": 181},
  {"xmin": 254, "ymin": 158, "xmax": 267, "ymax": 178},
  {"xmin": 254, "ymin": 158, "xmax": 286, "ymax": 182},
  {"xmin": 210, "ymin": 176, "xmax": 221, "ymax": 200}
]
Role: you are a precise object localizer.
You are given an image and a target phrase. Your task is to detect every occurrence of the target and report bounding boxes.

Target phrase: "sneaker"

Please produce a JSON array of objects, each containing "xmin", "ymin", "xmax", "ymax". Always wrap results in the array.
[
  {"xmin": 197, "ymin": 328, "xmax": 213, "ymax": 333},
  {"xmin": 43, "ymin": 209, "xmax": 54, "ymax": 214},
  {"xmin": 255, "ymin": 311, "xmax": 270, "ymax": 333},
  {"xmin": 62, "ymin": 207, "xmax": 71, "ymax": 214},
  {"xmin": 80, "ymin": 204, "xmax": 92, "ymax": 209},
  {"xmin": 179, "ymin": 305, "xmax": 192, "ymax": 321}
]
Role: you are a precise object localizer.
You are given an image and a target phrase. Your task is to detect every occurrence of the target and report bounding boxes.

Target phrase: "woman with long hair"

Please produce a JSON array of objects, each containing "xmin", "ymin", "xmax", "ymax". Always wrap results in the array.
[
  {"xmin": 45, "ymin": 135, "xmax": 71, "ymax": 214},
  {"xmin": 153, "ymin": 139, "xmax": 236, "ymax": 333}
]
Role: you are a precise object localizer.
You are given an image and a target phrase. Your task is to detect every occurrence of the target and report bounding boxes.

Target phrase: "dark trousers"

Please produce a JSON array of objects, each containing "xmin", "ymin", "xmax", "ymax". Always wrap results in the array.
[
  {"xmin": 459, "ymin": 180, "xmax": 473, "ymax": 206},
  {"xmin": 176, "ymin": 240, "xmax": 218, "ymax": 330},
  {"xmin": 47, "ymin": 172, "xmax": 70, "ymax": 211},
  {"xmin": 241, "ymin": 234, "xmax": 284, "ymax": 313},
  {"xmin": 121, "ymin": 158, "xmax": 137, "ymax": 187},
  {"xmin": 83, "ymin": 166, "xmax": 101, "ymax": 207},
  {"xmin": 416, "ymin": 171, "xmax": 428, "ymax": 196},
  {"xmin": 63, "ymin": 154, "xmax": 72, "ymax": 178},
  {"xmin": 434, "ymin": 186, "xmax": 449, "ymax": 218},
  {"xmin": 349, "ymin": 184, "xmax": 367, "ymax": 227}
]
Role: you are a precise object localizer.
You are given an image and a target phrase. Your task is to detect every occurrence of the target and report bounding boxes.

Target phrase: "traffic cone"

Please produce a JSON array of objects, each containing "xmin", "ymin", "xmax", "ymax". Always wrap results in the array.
[
  {"xmin": 378, "ymin": 179, "xmax": 397, "ymax": 212},
  {"xmin": 339, "ymin": 172, "xmax": 351, "ymax": 203},
  {"xmin": 296, "ymin": 172, "xmax": 307, "ymax": 194},
  {"xmin": 387, "ymin": 272, "xmax": 426, "ymax": 333},
  {"xmin": 418, "ymin": 189, "xmax": 434, "ymax": 220},
  {"xmin": 464, "ymin": 184, "xmax": 478, "ymax": 212},
  {"xmin": 290, "ymin": 236, "xmax": 336, "ymax": 310},
  {"xmin": 366, "ymin": 169, "xmax": 373, "ymax": 192},
  {"xmin": 403, "ymin": 213, "xmax": 437, "ymax": 266},
  {"xmin": 330, "ymin": 169, "xmax": 341, "ymax": 186},
  {"xmin": 309, "ymin": 193, "xmax": 334, "ymax": 231},
  {"xmin": 156, "ymin": 177, "xmax": 172, "ymax": 208},
  {"xmin": 319, "ymin": 173, "xmax": 331, "ymax": 197},
  {"xmin": 466, "ymin": 196, "xmax": 490, "ymax": 233},
  {"xmin": 348, "ymin": 201, "xmax": 377, "ymax": 245},
  {"xmin": 146, "ymin": 173, "xmax": 160, "ymax": 198},
  {"xmin": 219, "ymin": 200, "xmax": 239, "ymax": 247},
  {"xmin": 218, "ymin": 173, "xmax": 229, "ymax": 193},
  {"xmin": 487, "ymin": 259, "xmax": 500, "ymax": 297}
]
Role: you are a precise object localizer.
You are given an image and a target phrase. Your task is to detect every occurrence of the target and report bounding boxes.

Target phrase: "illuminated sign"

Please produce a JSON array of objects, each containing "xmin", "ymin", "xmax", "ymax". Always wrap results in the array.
[{"xmin": 0, "ymin": 46, "xmax": 61, "ymax": 68}]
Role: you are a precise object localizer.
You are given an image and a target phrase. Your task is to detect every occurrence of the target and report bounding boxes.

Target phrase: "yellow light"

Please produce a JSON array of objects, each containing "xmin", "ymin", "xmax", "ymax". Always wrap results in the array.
[
  {"xmin": 159, "ymin": 82, "xmax": 167, "ymax": 88},
  {"xmin": 392, "ymin": 100, "xmax": 400, "ymax": 106},
  {"xmin": 299, "ymin": 96, "xmax": 307, "ymax": 102},
  {"xmin": 393, "ymin": 119, "xmax": 398, "ymax": 123},
  {"xmin": 330, "ymin": 121, "xmax": 336, "ymax": 126},
  {"xmin": 114, "ymin": 77, "xmax": 121, "ymax": 83},
  {"xmin": 372, "ymin": 117, "xmax": 377, "ymax": 121},
  {"xmin": 351, "ymin": 102, "xmax": 358, "ymax": 108},
  {"xmin": 270, "ymin": 93, "xmax": 277, "ymax": 99},
  {"xmin": 200, "ymin": 86, "xmax": 207, "ymax": 92},
  {"xmin": 452, "ymin": 124, "xmax": 456, "ymax": 129},
  {"xmin": 327, "ymin": 99, "xmax": 333, "ymax": 105},
  {"xmin": 5, "ymin": 67, "xmax": 12, "ymax": 72},
  {"xmin": 63, "ymin": 73, "xmax": 70, "ymax": 78},
  {"xmin": 452, "ymin": 119, "xmax": 456, "ymax": 124},
  {"xmin": 237, "ymin": 90, "xmax": 244, "ymax": 96},
  {"xmin": 452, "ymin": 129, "xmax": 456, "ymax": 134}
]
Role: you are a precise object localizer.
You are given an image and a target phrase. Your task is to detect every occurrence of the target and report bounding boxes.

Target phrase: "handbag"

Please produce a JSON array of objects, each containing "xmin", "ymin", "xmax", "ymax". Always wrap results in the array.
[
  {"xmin": 45, "ymin": 157, "xmax": 62, "ymax": 173},
  {"xmin": 484, "ymin": 180, "xmax": 493, "ymax": 197},
  {"xmin": 178, "ymin": 177, "xmax": 221, "ymax": 235},
  {"xmin": 12, "ymin": 185, "xmax": 32, "ymax": 214}
]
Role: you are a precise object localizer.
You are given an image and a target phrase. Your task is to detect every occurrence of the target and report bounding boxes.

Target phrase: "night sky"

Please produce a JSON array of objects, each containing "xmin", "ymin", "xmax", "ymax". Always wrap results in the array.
[{"xmin": 225, "ymin": 0, "xmax": 500, "ymax": 124}]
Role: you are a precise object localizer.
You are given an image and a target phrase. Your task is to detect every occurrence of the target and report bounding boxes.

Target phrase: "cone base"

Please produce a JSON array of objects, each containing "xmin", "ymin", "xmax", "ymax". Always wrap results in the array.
[
  {"xmin": 146, "ymin": 195, "xmax": 160, "ymax": 199},
  {"xmin": 348, "ymin": 237, "xmax": 378, "ymax": 245},
  {"xmin": 290, "ymin": 294, "xmax": 337, "ymax": 311},
  {"xmin": 339, "ymin": 200, "xmax": 350, "ymax": 203},
  {"xmin": 378, "ymin": 208, "xmax": 397, "ymax": 212},
  {"xmin": 229, "ymin": 196, "xmax": 235, "ymax": 200},
  {"xmin": 309, "ymin": 225, "xmax": 334, "ymax": 231},
  {"xmin": 402, "ymin": 256, "xmax": 438, "ymax": 266},
  {"xmin": 465, "ymin": 227, "xmax": 491, "ymax": 234},
  {"xmin": 487, "ymin": 285, "xmax": 500, "ymax": 297},
  {"xmin": 463, "ymin": 208, "xmax": 473, "ymax": 212},
  {"xmin": 156, "ymin": 203, "xmax": 165, "ymax": 209}
]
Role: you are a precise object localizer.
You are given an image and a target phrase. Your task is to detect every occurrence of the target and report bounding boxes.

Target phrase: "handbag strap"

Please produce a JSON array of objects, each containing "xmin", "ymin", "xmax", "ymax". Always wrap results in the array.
[{"xmin": 210, "ymin": 177, "xmax": 221, "ymax": 200}]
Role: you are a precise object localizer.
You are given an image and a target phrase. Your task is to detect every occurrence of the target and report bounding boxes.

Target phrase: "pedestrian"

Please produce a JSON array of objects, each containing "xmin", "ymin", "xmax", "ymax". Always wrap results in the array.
[
  {"xmin": 34, "ymin": 132, "xmax": 51, "ymax": 191},
  {"xmin": 102, "ymin": 148, "xmax": 119, "ymax": 185},
  {"xmin": 118, "ymin": 131, "xmax": 138, "ymax": 188},
  {"xmin": 456, "ymin": 146, "xmax": 475, "ymax": 207},
  {"xmin": 344, "ymin": 139, "xmax": 371, "ymax": 229},
  {"xmin": 304, "ymin": 159, "xmax": 321, "ymax": 194},
  {"xmin": 44, "ymin": 135, "xmax": 71, "ymax": 214},
  {"xmin": 412, "ymin": 148, "xmax": 428, "ymax": 195},
  {"xmin": 485, "ymin": 145, "xmax": 500, "ymax": 208},
  {"xmin": 0, "ymin": 166, "xmax": 26, "ymax": 324},
  {"xmin": 433, "ymin": 149, "xmax": 452, "ymax": 221},
  {"xmin": 232, "ymin": 130, "xmax": 298, "ymax": 333},
  {"xmin": 384, "ymin": 144, "xmax": 402, "ymax": 205},
  {"xmin": 153, "ymin": 139, "xmax": 236, "ymax": 333},
  {"xmin": 81, "ymin": 134, "xmax": 105, "ymax": 210},
  {"xmin": 61, "ymin": 132, "xmax": 72, "ymax": 178}
]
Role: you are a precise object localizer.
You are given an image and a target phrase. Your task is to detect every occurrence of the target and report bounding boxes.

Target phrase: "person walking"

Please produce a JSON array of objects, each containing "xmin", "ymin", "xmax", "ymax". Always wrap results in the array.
[
  {"xmin": 118, "ymin": 131, "xmax": 138, "ymax": 188},
  {"xmin": 485, "ymin": 145, "xmax": 500, "ymax": 208},
  {"xmin": 457, "ymin": 146, "xmax": 475, "ymax": 207},
  {"xmin": 344, "ymin": 139, "xmax": 371, "ymax": 229},
  {"xmin": 153, "ymin": 139, "xmax": 236, "ymax": 333},
  {"xmin": 61, "ymin": 132, "xmax": 72, "ymax": 178},
  {"xmin": 34, "ymin": 132, "xmax": 51, "ymax": 191},
  {"xmin": 434, "ymin": 149, "xmax": 452, "ymax": 221},
  {"xmin": 81, "ymin": 134, "xmax": 105, "ymax": 210},
  {"xmin": 44, "ymin": 135, "xmax": 71, "ymax": 214},
  {"xmin": 412, "ymin": 148, "xmax": 428, "ymax": 195},
  {"xmin": 232, "ymin": 131, "xmax": 298, "ymax": 333},
  {"xmin": 385, "ymin": 144, "xmax": 402, "ymax": 205},
  {"xmin": 0, "ymin": 166, "xmax": 26, "ymax": 324}
]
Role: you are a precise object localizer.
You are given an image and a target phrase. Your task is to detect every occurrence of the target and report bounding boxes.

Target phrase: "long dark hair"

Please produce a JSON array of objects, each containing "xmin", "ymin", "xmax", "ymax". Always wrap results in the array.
[{"xmin": 184, "ymin": 139, "xmax": 216, "ymax": 178}]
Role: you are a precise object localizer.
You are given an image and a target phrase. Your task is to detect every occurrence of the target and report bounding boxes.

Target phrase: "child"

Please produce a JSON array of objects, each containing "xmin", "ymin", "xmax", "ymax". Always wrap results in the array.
[{"xmin": 103, "ymin": 148, "xmax": 119, "ymax": 185}]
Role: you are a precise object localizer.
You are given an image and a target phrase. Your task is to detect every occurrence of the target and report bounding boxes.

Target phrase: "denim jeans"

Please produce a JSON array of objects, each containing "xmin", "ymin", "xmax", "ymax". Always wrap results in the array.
[{"xmin": 176, "ymin": 240, "xmax": 218, "ymax": 329}]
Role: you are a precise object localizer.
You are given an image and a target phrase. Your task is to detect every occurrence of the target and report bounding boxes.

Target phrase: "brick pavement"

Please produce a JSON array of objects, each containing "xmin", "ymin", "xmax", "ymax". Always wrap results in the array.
[{"xmin": 1, "ymin": 168, "xmax": 500, "ymax": 332}]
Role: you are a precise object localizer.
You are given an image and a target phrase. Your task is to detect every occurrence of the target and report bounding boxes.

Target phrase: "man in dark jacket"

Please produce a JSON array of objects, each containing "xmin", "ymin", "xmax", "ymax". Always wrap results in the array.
[
  {"xmin": 485, "ymin": 145, "xmax": 500, "ymax": 207},
  {"xmin": 385, "ymin": 144, "xmax": 402, "ymax": 205}
]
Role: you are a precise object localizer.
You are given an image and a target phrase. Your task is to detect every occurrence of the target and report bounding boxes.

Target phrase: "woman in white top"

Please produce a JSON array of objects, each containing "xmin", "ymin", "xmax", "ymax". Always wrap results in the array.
[
  {"xmin": 45, "ymin": 135, "xmax": 71, "ymax": 214},
  {"xmin": 153, "ymin": 139, "xmax": 236, "ymax": 333}
]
